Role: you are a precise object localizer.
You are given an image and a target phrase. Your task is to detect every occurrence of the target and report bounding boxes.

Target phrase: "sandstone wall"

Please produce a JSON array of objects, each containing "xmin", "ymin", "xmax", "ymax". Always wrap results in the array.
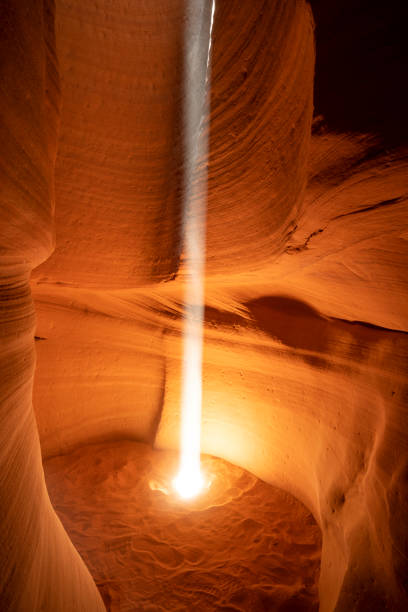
[{"xmin": 0, "ymin": 1, "xmax": 104, "ymax": 610}]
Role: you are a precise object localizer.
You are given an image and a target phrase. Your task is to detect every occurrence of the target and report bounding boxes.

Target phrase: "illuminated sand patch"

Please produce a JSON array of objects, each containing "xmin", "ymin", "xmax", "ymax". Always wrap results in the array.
[{"xmin": 45, "ymin": 441, "xmax": 321, "ymax": 611}]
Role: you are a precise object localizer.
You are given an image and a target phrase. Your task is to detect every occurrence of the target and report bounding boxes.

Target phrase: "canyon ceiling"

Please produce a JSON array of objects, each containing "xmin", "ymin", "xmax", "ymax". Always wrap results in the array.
[{"xmin": 0, "ymin": 0, "xmax": 407, "ymax": 611}]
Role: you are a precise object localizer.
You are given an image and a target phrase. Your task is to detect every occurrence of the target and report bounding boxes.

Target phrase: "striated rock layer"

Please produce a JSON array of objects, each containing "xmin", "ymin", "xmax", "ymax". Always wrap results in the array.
[
  {"xmin": 0, "ymin": 1, "xmax": 104, "ymax": 610},
  {"xmin": 1, "ymin": 0, "xmax": 407, "ymax": 610}
]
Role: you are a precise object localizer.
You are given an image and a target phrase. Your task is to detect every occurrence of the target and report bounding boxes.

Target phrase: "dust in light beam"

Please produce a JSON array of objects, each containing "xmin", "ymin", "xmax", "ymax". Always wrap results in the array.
[{"xmin": 173, "ymin": 0, "xmax": 215, "ymax": 500}]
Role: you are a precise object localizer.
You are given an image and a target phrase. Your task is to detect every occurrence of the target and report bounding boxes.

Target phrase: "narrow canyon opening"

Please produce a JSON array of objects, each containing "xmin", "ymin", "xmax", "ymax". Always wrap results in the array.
[{"xmin": 1, "ymin": 1, "xmax": 407, "ymax": 611}]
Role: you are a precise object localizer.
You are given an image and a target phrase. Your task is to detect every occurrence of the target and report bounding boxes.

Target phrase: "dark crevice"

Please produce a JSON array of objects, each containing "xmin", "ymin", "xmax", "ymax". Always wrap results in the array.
[
  {"xmin": 285, "ymin": 195, "xmax": 405, "ymax": 254},
  {"xmin": 285, "ymin": 228, "xmax": 324, "ymax": 253},
  {"xmin": 330, "ymin": 317, "xmax": 408, "ymax": 336},
  {"xmin": 332, "ymin": 196, "xmax": 404, "ymax": 221}
]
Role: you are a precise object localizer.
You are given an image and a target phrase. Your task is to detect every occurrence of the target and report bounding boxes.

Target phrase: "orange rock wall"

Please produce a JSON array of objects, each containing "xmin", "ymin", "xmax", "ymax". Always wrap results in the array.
[{"xmin": 0, "ymin": 1, "xmax": 104, "ymax": 610}]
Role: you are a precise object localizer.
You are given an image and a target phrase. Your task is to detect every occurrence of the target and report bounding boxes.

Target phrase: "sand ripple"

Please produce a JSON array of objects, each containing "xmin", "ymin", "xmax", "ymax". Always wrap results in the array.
[{"xmin": 45, "ymin": 441, "xmax": 321, "ymax": 611}]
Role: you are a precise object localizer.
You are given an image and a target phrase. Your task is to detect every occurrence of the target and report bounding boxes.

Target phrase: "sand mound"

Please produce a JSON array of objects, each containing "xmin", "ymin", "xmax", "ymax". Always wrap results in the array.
[{"xmin": 44, "ymin": 441, "xmax": 321, "ymax": 611}]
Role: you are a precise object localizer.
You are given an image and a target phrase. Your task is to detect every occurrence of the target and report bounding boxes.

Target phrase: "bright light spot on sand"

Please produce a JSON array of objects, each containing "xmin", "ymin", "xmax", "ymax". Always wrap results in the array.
[
  {"xmin": 174, "ymin": 0, "xmax": 215, "ymax": 500},
  {"xmin": 173, "ymin": 468, "xmax": 205, "ymax": 500}
]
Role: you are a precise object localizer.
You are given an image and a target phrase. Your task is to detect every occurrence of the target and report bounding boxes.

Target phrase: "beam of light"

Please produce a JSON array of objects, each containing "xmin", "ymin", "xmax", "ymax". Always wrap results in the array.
[{"xmin": 173, "ymin": 0, "xmax": 215, "ymax": 500}]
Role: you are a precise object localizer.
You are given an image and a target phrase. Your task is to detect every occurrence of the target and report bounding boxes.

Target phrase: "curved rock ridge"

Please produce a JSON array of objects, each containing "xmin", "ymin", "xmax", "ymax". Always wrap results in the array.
[
  {"xmin": 0, "ymin": 275, "xmax": 104, "ymax": 612},
  {"xmin": 206, "ymin": 0, "xmax": 315, "ymax": 273},
  {"xmin": 0, "ymin": 1, "xmax": 104, "ymax": 610}
]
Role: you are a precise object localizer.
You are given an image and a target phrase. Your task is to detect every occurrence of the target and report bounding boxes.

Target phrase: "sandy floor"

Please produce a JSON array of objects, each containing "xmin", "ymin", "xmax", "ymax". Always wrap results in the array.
[{"xmin": 44, "ymin": 441, "xmax": 321, "ymax": 611}]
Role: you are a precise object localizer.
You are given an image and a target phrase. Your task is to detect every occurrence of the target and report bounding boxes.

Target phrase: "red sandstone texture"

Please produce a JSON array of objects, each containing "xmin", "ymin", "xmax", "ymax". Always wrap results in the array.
[{"xmin": 1, "ymin": 0, "xmax": 408, "ymax": 611}]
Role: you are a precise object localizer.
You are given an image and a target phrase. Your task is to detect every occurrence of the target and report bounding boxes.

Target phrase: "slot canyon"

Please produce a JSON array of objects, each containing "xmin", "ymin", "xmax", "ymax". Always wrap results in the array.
[{"xmin": 0, "ymin": 0, "xmax": 407, "ymax": 610}]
